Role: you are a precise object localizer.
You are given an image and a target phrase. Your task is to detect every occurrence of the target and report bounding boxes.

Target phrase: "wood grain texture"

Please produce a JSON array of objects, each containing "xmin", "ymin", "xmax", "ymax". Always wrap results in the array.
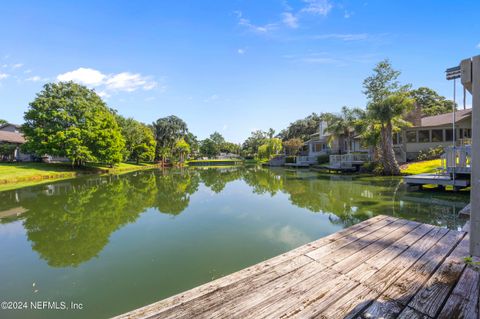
[
  {"xmin": 112, "ymin": 216, "xmax": 479, "ymax": 319},
  {"xmin": 408, "ymin": 234, "xmax": 470, "ymax": 317}
]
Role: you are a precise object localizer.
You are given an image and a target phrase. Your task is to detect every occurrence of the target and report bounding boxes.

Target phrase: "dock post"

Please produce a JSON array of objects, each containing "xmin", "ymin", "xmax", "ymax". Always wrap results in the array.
[{"xmin": 469, "ymin": 55, "xmax": 480, "ymax": 256}]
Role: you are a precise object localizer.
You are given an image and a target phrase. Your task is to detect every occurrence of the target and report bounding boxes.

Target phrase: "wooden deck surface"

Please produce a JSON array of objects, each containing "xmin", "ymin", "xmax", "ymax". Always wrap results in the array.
[{"xmin": 114, "ymin": 215, "xmax": 479, "ymax": 319}]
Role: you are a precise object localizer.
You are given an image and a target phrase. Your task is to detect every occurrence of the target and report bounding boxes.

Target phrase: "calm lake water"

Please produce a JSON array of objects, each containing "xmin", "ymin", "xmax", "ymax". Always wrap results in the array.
[{"xmin": 0, "ymin": 166, "xmax": 469, "ymax": 319}]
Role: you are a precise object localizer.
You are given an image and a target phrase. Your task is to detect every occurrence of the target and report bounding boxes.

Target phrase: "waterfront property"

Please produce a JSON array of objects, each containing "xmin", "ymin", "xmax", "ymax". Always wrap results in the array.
[
  {"xmin": 116, "ymin": 215, "xmax": 478, "ymax": 319},
  {"xmin": 397, "ymin": 108, "xmax": 472, "ymax": 162},
  {"xmin": 302, "ymin": 108, "xmax": 473, "ymax": 167},
  {"xmin": 0, "ymin": 123, "xmax": 30, "ymax": 161},
  {"xmin": 0, "ymin": 167, "xmax": 469, "ymax": 319}
]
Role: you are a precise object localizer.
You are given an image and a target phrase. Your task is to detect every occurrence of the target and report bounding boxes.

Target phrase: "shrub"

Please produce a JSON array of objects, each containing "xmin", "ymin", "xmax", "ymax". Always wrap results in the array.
[
  {"xmin": 359, "ymin": 161, "xmax": 384, "ymax": 174},
  {"xmin": 317, "ymin": 154, "xmax": 329, "ymax": 164},
  {"xmin": 417, "ymin": 145, "xmax": 444, "ymax": 161},
  {"xmin": 285, "ymin": 156, "xmax": 296, "ymax": 164}
]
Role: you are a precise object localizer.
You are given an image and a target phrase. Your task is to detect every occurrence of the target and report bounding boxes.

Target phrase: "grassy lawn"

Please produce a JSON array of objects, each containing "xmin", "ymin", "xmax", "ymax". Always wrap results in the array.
[
  {"xmin": 400, "ymin": 159, "xmax": 442, "ymax": 175},
  {"xmin": 0, "ymin": 161, "xmax": 159, "ymax": 191}
]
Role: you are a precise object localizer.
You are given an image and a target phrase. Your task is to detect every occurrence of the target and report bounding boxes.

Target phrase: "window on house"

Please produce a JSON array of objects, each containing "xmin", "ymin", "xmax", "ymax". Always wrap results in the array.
[
  {"xmin": 418, "ymin": 130, "xmax": 430, "ymax": 143},
  {"xmin": 445, "ymin": 129, "xmax": 453, "ymax": 142},
  {"xmin": 314, "ymin": 143, "xmax": 323, "ymax": 152},
  {"xmin": 431, "ymin": 129, "xmax": 443, "ymax": 142},
  {"xmin": 406, "ymin": 131, "xmax": 417, "ymax": 143},
  {"xmin": 463, "ymin": 128, "xmax": 471, "ymax": 138}
]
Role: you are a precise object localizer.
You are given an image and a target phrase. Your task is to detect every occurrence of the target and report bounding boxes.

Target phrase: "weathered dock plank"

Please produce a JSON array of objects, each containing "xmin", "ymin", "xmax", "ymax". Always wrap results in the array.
[
  {"xmin": 408, "ymin": 234, "xmax": 470, "ymax": 317},
  {"xmin": 113, "ymin": 216, "xmax": 479, "ymax": 319},
  {"xmin": 437, "ymin": 266, "xmax": 480, "ymax": 319}
]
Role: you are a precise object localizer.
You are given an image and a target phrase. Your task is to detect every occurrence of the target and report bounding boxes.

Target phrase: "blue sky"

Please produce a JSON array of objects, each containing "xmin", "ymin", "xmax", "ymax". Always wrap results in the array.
[{"xmin": 0, "ymin": 0, "xmax": 479, "ymax": 143}]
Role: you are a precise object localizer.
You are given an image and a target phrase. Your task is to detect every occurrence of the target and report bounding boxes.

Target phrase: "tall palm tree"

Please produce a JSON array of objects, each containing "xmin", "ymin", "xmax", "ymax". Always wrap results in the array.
[
  {"xmin": 367, "ymin": 93, "xmax": 413, "ymax": 175},
  {"xmin": 324, "ymin": 106, "xmax": 360, "ymax": 154}
]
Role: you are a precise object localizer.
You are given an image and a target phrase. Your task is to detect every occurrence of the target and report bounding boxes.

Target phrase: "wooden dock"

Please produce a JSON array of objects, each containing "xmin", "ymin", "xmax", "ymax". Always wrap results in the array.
[
  {"xmin": 404, "ymin": 173, "xmax": 470, "ymax": 190},
  {"xmin": 114, "ymin": 215, "xmax": 479, "ymax": 319}
]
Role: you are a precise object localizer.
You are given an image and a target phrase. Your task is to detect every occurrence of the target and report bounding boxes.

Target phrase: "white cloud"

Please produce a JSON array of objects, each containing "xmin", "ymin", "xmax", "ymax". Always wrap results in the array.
[
  {"xmin": 237, "ymin": 48, "xmax": 246, "ymax": 55},
  {"xmin": 105, "ymin": 72, "xmax": 156, "ymax": 92},
  {"xmin": 0, "ymin": 72, "xmax": 9, "ymax": 80},
  {"xmin": 344, "ymin": 10, "xmax": 353, "ymax": 18},
  {"xmin": 282, "ymin": 12, "xmax": 299, "ymax": 28},
  {"xmin": 301, "ymin": 0, "xmax": 333, "ymax": 16},
  {"xmin": 311, "ymin": 33, "xmax": 369, "ymax": 41},
  {"xmin": 477, "ymin": 43, "xmax": 480, "ymax": 49},
  {"xmin": 236, "ymin": 11, "xmax": 276, "ymax": 33},
  {"xmin": 26, "ymin": 76, "xmax": 45, "ymax": 82},
  {"xmin": 24, "ymin": 69, "xmax": 32, "ymax": 74},
  {"xmin": 56, "ymin": 67, "xmax": 158, "ymax": 95},
  {"xmin": 57, "ymin": 67, "xmax": 106, "ymax": 86},
  {"xmin": 12, "ymin": 63, "xmax": 23, "ymax": 69}
]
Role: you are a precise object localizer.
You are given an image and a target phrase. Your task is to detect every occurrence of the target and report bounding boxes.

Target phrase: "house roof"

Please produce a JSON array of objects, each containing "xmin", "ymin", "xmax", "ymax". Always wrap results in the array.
[
  {"xmin": 0, "ymin": 131, "xmax": 25, "ymax": 144},
  {"xmin": 0, "ymin": 123, "xmax": 21, "ymax": 129},
  {"xmin": 417, "ymin": 109, "xmax": 472, "ymax": 128}
]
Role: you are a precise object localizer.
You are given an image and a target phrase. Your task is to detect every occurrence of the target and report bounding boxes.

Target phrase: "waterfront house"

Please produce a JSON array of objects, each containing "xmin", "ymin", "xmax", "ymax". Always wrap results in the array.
[
  {"xmin": 305, "ymin": 109, "xmax": 472, "ymax": 164},
  {"xmin": 0, "ymin": 123, "xmax": 30, "ymax": 161},
  {"xmin": 396, "ymin": 108, "xmax": 472, "ymax": 161}
]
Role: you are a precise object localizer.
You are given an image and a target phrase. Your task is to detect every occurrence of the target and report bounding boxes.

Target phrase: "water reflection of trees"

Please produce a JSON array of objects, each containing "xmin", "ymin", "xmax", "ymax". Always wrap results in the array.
[
  {"xmin": 153, "ymin": 169, "xmax": 200, "ymax": 215},
  {"xmin": 197, "ymin": 167, "xmax": 243, "ymax": 193},
  {"xmin": 21, "ymin": 173, "xmax": 159, "ymax": 267},
  {"xmin": 0, "ymin": 166, "xmax": 469, "ymax": 267}
]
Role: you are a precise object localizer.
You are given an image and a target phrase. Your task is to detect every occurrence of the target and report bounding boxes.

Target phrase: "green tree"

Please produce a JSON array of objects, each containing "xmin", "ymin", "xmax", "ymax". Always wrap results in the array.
[
  {"xmin": 277, "ymin": 113, "xmax": 322, "ymax": 141},
  {"xmin": 362, "ymin": 59, "xmax": 410, "ymax": 104},
  {"xmin": 152, "ymin": 115, "xmax": 188, "ymax": 163},
  {"xmin": 116, "ymin": 115, "xmax": 156, "ymax": 163},
  {"xmin": 410, "ymin": 87, "xmax": 456, "ymax": 116},
  {"xmin": 324, "ymin": 106, "xmax": 361, "ymax": 154},
  {"xmin": 242, "ymin": 130, "xmax": 268, "ymax": 156},
  {"xmin": 258, "ymin": 138, "xmax": 283, "ymax": 160},
  {"xmin": 362, "ymin": 60, "xmax": 412, "ymax": 175},
  {"xmin": 199, "ymin": 132, "xmax": 227, "ymax": 157},
  {"xmin": 0, "ymin": 119, "xmax": 7, "ymax": 125},
  {"xmin": 22, "ymin": 82, "xmax": 125, "ymax": 167},
  {"xmin": 174, "ymin": 138, "xmax": 191, "ymax": 162},
  {"xmin": 185, "ymin": 132, "xmax": 199, "ymax": 156},
  {"xmin": 367, "ymin": 93, "xmax": 414, "ymax": 175},
  {"xmin": 209, "ymin": 131, "xmax": 225, "ymax": 147},
  {"xmin": 200, "ymin": 138, "xmax": 219, "ymax": 157}
]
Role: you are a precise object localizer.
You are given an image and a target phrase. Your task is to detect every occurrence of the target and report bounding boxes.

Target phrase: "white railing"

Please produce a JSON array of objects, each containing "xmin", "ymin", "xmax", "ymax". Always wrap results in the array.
[
  {"xmin": 441, "ymin": 145, "xmax": 471, "ymax": 173},
  {"xmin": 296, "ymin": 156, "xmax": 318, "ymax": 164},
  {"xmin": 329, "ymin": 153, "xmax": 370, "ymax": 167}
]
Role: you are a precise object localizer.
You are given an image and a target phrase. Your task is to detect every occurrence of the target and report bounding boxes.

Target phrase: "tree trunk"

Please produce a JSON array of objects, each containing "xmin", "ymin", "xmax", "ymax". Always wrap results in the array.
[{"xmin": 380, "ymin": 121, "xmax": 400, "ymax": 175}]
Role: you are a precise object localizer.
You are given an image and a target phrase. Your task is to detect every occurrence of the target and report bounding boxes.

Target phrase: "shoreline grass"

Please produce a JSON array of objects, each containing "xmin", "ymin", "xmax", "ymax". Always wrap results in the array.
[
  {"xmin": 400, "ymin": 159, "xmax": 442, "ymax": 175},
  {"xmin": 0, "ymin": 162, "xmax": 160, "ymax": 192}
]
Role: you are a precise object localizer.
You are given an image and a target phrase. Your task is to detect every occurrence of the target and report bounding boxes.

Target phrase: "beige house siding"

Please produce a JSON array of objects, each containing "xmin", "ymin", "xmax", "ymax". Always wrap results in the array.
[{"xmin": 403, "ymin": 117, "xmax": 471, "ymax": 160}]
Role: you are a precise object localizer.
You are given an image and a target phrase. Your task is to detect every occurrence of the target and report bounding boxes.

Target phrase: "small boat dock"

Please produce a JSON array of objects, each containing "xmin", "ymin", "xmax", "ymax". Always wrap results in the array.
[
  {"xmin": 114, "ymin": 215, "xmax": 478, "ymax": 319},
  {"xmin": 404, "ymin": 145, "xmax": 471, "ymax": 190}
]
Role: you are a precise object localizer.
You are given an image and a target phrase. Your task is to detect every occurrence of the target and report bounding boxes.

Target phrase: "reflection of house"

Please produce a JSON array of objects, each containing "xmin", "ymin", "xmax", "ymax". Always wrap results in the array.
[
  {"xmin": 396, "ymin": 109, "xmax": 472, "ymax": 161},
  {"xmin": 0, "ymin": 123, "xmax": 31, "ymax": 161}
]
